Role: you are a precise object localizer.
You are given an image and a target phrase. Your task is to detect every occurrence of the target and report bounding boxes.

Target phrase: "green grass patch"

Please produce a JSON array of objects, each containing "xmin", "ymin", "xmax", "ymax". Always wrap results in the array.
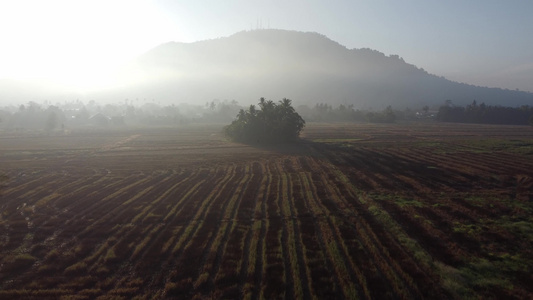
[
  {"xmin": 372, "ymin": 193, "xmax": 424, "ymax": 208},
  {"xmin": 439, "ymin": 255, "xmax": 527, "ymax": 299},
  {"xmin": 452, "ymin": 223, "xmax": 482, "ymax": 236},
  {"xmin": 456, "ymin": 138, "xmax": 533, "ymax": 154},
  {"xmin": 501, "ymin": 219, "xmax": 533, "ymax": 239},
  {"xmin": 311, "ymin": 138, "xmax": 363, "ymax": 143}
]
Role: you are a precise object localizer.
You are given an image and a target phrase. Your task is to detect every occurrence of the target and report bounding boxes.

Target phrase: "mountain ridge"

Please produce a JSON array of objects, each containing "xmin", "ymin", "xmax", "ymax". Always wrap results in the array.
[{"xmin": 131, "ymin": 29, "xmax": 532, "ymax": 108}]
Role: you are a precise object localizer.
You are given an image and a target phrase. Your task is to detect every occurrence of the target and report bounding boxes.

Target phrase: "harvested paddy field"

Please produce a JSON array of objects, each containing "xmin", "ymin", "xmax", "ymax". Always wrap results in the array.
[{"xmin": 1, "ymin": 122, "xmax": 532, "ymax": 299}]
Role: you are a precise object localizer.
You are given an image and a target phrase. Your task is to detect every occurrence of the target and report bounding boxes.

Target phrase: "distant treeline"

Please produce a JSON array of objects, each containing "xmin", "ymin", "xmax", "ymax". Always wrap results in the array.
[
  {"xmin": 437, "ymin": 100, "xmax": 533, "ymax": 126},
  {"xmin": 0, "ymin": 100, "xmax": 243, "ymax": 131},
  {"xmin": 297, "ymin": 103, "xmax": 400, "ymax": 123}
]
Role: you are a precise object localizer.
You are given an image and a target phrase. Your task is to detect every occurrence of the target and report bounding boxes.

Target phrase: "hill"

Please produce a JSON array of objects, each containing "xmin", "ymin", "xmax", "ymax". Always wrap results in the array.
[{"xmin": 129, "ymin": 29, "xmax": 532, "ymax": 108}]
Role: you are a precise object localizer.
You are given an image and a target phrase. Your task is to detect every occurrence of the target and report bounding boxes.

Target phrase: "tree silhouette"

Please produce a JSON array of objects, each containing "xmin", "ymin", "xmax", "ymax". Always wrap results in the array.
[
  {"xmin": 224, "ymin": 97, "xmax": 305, "ymax": 143},
  {"xmin": 366, "ymin": 106, "xmax": 396, "ymax": 123},
  {"xmin": 437, "ymin": 100, "xmax": 533, "ymax": 125}
]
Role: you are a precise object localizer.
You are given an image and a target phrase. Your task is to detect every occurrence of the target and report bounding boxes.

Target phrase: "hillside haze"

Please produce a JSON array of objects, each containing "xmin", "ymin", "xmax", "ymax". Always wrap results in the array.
[
  {"xmin": 120, "ymin": 29, "xmax": 533, "ymax": 108},
  {"xmin": 3, "ymin": 29, "xmax": 533, "ymax": 108}
]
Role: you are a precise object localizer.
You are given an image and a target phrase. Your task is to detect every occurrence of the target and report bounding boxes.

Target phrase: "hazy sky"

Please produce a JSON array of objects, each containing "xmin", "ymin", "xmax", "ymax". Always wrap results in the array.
[{"xmin": 0, "ymin": 0, "xmax": 532, "ymax": 94}]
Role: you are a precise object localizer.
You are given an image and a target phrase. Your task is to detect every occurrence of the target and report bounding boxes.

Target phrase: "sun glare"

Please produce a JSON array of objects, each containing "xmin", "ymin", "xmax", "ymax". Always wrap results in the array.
[{"xmin": 0, "ymin": 0, "xmax": 179, "ymax": 93}]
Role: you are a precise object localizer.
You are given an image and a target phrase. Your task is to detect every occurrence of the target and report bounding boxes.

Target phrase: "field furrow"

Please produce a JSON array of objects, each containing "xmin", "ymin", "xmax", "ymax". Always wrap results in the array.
[{"xmin": 1, "ymin": 123, "xmax": 532, "ymax": 299}]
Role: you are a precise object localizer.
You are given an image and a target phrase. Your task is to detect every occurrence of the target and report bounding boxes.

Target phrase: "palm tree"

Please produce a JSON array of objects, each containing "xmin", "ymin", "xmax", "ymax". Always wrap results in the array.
[{"xmin": 224, "ymin": 97, "xmax": 305, "ymax": 143}]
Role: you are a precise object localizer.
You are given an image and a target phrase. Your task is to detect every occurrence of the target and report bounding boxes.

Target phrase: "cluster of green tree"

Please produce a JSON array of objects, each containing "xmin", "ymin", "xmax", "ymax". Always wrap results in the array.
[
  {"xmin": 297, "ymin": 103, "xmax": 397, "ymax": 123},
  {"xmin": 437, "ymin": 100, "xmax": 533, "ymax": 126},
  {"xmin": 224, "ymin": 98, "xmax": 305, "ymax": 143}
]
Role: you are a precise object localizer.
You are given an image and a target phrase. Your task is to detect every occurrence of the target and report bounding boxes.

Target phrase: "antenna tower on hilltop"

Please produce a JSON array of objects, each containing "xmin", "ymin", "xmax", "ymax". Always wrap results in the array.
[{"xmin": 252, "ymin": 18, "xmax": 271, "ymax": 30}]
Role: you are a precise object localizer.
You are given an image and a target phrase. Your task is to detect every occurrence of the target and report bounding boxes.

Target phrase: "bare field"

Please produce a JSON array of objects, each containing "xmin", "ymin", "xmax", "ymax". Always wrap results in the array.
[{"xmin": 1, "ymin": 123, "xmax": 532, "ymax": 299}]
